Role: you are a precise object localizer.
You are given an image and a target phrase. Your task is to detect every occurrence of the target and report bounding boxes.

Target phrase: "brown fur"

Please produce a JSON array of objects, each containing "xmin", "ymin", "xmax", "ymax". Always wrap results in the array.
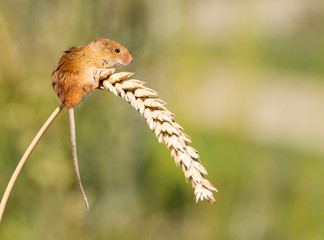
[{"xmin": 52, "ymin": 38, "xmax": 133, "ymax": 108}]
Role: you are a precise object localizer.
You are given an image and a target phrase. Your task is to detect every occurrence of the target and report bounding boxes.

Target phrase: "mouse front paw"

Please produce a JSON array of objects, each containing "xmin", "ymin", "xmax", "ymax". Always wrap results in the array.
[{"xmin": 92, "ymin": 68, "xmax": 116, "ymax": 90}]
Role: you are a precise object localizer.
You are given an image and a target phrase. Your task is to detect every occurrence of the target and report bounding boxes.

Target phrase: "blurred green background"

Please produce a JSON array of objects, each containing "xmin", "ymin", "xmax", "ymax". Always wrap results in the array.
[{"xmin": 1, "ymin": 0, "xmax": 324, "ymax": 239}]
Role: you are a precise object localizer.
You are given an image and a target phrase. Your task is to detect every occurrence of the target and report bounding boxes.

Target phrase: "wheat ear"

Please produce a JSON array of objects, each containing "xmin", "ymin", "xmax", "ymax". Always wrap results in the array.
[{"xmin": 100, "ymin": 71, "xmax": 217, "ymax": 203}]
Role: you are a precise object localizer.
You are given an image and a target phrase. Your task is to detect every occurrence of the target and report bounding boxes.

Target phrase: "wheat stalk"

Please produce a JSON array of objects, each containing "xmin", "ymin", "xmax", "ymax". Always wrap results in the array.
[{"xmin": 99, "ymin": 70, "xmax": 217, "ymax": 203}]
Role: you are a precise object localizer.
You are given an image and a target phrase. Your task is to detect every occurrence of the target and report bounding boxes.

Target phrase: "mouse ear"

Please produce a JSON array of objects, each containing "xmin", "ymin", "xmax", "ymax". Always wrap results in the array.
[{"xmin": 93, "ymin": 38, "xmax": 110, "ymax": 48}]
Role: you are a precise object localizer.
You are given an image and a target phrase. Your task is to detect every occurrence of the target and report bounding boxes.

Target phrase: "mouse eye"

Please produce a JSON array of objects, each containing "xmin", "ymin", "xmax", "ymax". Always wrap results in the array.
[{"xmin": 115, "ymin": 48, "xmax": 120, "ymax": 53}]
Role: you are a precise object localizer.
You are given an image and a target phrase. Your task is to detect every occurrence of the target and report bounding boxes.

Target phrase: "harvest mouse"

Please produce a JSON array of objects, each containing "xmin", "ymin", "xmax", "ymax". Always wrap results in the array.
[{"xmin": 52, "ymin": 38, "xmax": 133, "ymax": 209}]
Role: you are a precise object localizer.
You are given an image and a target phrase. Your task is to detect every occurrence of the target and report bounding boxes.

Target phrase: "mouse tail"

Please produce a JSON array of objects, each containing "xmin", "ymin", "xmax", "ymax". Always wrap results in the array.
[{"xmin": 69, "ymin": 108, "xmax": 90, "ymax": 210}]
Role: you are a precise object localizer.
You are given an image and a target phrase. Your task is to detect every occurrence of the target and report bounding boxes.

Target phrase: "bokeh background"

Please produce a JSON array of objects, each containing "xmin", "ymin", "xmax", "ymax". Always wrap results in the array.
[{"xmin": 1, "ymin": 0, "xmax": 324, "ymax": 239}]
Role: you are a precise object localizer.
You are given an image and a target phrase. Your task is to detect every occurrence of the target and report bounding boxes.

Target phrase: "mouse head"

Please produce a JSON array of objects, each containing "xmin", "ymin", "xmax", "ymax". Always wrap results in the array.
[{"xmin": 91, "ymin": 38, "xmax": 133, "ymax": 67}]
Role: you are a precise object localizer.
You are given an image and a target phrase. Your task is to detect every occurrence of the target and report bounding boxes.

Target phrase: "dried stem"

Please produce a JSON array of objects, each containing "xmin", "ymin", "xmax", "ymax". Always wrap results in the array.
[
  {"xmin": 0, "ymin": 105, "xmax": 63, "ymax": 223},
  {"xmin": 100, "ymin": 72, "xmax": 217, "ymax": 203}
]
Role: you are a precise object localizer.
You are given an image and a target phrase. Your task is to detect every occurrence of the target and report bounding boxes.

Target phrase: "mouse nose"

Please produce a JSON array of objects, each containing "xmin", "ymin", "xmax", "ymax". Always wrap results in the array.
[
  {"xmin": 121, "ymin": 54, "xmax": 133, "ymax": 66},
  {"xmin": 128, "ymin": 54, "xmax": 133, "ymax": 64}
]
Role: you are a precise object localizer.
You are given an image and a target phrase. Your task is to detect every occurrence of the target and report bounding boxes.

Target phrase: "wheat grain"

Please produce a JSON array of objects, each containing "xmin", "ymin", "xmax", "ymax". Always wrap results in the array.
[{"xmin": 100, "ymin": 72, "xmax": 217, "ymax": 203}]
